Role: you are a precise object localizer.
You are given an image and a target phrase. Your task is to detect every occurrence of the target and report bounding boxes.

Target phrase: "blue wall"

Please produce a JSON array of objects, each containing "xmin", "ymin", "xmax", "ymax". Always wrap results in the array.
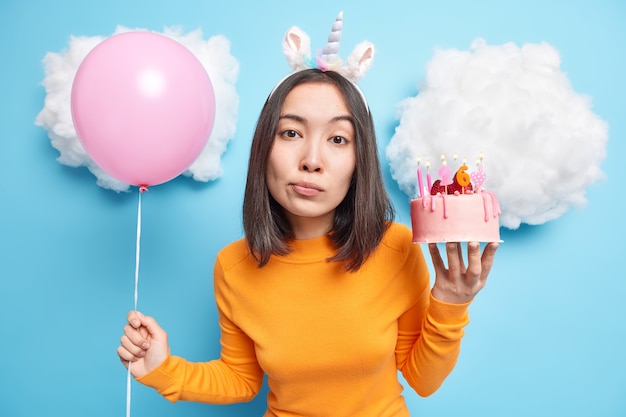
[{"xmin": 1, "ymin": 1, "xmax": 624, "ymax": 416}]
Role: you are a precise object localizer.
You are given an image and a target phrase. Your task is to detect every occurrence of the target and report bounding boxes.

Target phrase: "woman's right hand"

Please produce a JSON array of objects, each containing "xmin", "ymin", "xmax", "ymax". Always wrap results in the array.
[{"xmin": 117, "ymin": 311, "xmax": 169, "ymax": 378}]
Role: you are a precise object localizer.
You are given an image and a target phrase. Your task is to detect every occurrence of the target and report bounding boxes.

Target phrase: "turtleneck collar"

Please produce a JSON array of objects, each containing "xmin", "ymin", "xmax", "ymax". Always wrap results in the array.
[{"xmin": 273, "ymin": 234, "xmax": 337, "ymax": 264}]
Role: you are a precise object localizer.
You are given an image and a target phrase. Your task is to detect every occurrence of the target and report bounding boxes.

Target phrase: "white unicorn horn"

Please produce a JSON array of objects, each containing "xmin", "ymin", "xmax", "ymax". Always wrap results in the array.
[{"xmin": 319, "ymin": 11, "xmax": 343, "ymax": 66}]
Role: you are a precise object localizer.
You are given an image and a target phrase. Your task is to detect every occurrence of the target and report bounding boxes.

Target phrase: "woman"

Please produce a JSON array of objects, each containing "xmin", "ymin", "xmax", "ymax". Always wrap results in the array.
[{"xmin": 118, "ymin": 69, "xmax": 499, "ymax": 416}]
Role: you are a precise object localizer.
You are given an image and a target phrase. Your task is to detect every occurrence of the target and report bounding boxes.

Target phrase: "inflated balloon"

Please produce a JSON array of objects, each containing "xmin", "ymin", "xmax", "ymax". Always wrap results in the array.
[{"xmin": 71, "ymin": 31, "xmax": 215, "ymax": 187}]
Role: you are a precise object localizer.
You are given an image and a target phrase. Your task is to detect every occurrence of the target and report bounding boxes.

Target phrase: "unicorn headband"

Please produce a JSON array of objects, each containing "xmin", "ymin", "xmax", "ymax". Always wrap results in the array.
[{"xmin": 271, "ymin": 12, "xmax": 375, "ymax": 107}]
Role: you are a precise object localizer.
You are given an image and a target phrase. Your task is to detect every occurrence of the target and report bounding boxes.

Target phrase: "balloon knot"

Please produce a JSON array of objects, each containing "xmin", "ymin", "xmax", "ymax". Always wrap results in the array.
[{"xmin": 139, "ymin": 185, "xmax": 149, "ymax": 193}]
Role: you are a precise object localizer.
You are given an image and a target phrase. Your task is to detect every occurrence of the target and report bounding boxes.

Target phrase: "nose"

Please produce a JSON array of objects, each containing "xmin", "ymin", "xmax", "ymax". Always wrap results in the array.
[{"xmin": 300, "ymin": 139, "xmax": 323, "ymax": 172}]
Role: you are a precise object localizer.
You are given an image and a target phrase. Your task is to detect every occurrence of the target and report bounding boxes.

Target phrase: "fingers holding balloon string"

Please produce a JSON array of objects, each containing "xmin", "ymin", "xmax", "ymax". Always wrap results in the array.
[{"xmin": 118, "ymin": 334, "xmax": 147, "ymax": 362}]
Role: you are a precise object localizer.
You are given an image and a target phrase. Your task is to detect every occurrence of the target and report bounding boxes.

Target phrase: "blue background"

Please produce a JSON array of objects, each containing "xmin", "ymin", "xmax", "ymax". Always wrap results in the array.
[{"xmin": 1, "ymin": 1, "xmax": 624, "ymax": 416}]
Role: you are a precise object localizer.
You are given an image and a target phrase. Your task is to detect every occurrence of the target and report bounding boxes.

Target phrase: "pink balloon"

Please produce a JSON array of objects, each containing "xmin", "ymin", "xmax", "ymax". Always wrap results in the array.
[{"xmin": 71, "ymin": 31, "xmax": 215, "ymax": 187}]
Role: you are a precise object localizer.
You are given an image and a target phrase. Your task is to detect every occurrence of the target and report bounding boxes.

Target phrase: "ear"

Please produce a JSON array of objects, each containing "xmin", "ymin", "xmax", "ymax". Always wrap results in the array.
[
  {"xmin": 345, "ymin": 41, "xmax": 375, "ymax": 82},
  {"xmin": 282, "ymin": 26, "xmax": 311, "ymax": 71}
]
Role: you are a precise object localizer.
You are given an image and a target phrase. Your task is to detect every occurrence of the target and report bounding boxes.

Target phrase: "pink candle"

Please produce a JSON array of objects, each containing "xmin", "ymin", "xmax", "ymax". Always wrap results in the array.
[
  {"xmin": 439, "ymin": 164, "xmax": 452, "ymax": 186},
  {"xmin": 439, "ymin": 154, "xmax": 452, "ymax": 186},
  {"xmin": 426, "ymin": 160, "xmax": 432, "ymax": 192},
  {"xmin": 471, "ymin": 156, "xmax": 486, "ymax": 192},
  {"xmin": 439, "ymin": 154, "xmax": 452, "ymax": 195},
  {"xmin": 417, "ymin": 157, "xmax": 424, "ymax": 198}
]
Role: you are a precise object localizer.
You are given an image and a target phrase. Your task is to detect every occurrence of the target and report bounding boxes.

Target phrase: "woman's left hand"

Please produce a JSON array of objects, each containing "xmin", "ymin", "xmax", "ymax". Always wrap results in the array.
[{"xmin": 428, "ymin": 242, "xmax": 499, "ymax": 304}]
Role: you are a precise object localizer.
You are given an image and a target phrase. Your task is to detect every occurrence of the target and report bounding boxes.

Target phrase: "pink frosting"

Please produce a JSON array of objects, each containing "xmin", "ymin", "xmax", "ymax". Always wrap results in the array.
[{"xmin": 410, "ymin": 191, "xmax": 501, "ymax": 243}]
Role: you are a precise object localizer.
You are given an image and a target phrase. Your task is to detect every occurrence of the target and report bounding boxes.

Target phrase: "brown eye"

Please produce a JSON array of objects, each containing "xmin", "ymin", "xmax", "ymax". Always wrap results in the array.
[
  {"xmin": 329, "ymin": 136, "xmax": 347, "ymax": 145},
  {"xmin": 281, "ymin": 129, "xmax": 300, "ymax": 139}
]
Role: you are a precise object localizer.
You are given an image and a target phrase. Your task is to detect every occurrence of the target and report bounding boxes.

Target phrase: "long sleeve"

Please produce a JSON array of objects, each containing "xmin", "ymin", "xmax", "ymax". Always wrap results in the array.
[
  {"xmin": 396, "ymin": 290, "xmax": 470, "ymax": 397},
  {"xmin": 136, "ymin": 256, "xmax": 264, "ymax": 404},
  {"xmin": 389, "ymin": 225, "xmax": 471, "ymax": 397}
]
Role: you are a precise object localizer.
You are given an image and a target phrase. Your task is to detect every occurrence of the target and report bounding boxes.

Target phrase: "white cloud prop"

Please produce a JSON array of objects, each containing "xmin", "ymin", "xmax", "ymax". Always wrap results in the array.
[
  {"xmin": 35, "ymin": 26, "xmax": 239, "ymax": 192},
  {"xmin": 386, "ymin": 38, "xmax": 608, "ymax": 229}
]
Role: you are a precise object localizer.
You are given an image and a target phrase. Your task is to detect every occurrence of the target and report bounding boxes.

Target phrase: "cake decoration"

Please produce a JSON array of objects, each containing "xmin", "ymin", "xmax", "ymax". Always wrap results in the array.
[{"xmin": 411, "ymin": 153, "xmax": 502, "ymax": 243}]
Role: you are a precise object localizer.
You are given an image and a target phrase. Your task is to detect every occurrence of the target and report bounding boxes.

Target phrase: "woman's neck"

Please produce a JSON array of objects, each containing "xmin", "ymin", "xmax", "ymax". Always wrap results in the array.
[{"xmin": 287, "ymin": 211, "xmax": 334, "ymax": 240}]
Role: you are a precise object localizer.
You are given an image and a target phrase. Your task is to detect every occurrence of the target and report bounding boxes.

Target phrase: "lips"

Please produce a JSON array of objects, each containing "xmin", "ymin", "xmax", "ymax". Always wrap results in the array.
[{"xmin": 291, "ymin": 182, "xmax": 323, "ymax": 197}]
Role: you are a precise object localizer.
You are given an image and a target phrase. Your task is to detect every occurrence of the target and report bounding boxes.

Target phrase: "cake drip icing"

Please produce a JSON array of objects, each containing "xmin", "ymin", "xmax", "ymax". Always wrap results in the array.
[
  {"xmin": 421, "ymin": 190, "xmax": 501, "ymax": 222},
  {"xmin": 480, "ymin": 190, "xmax": 501, "ymax": 222}
]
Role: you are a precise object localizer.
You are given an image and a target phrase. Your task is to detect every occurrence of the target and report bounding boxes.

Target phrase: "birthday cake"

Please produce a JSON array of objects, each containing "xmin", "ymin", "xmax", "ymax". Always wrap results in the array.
[{"xmin": 411, "ymin": 156, "xmax": 502, "ymax": 243}]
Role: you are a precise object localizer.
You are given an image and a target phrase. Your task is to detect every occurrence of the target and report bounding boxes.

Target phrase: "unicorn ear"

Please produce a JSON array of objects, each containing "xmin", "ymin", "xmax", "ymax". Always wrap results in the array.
[
  {"xmin": 344, "ymin": 41, "xmax": 375, "ymax": 82},
  {"xmin": 282, "ymin": 26, "xmax": 311, "ymax": 71}
]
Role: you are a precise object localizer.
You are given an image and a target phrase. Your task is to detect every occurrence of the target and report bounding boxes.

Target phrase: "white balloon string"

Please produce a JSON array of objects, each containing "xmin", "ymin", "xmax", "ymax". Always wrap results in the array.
[
  {"xmin": 126, "ymin": 363, "xmax": 132, "ymax": 417},
  {"xmin": 126, "ymin": 186, "xmax": 145, "ymax": 417},
  {"xmin": 134, "ymin": 188, "xmax": 143, "ymax": 312}
]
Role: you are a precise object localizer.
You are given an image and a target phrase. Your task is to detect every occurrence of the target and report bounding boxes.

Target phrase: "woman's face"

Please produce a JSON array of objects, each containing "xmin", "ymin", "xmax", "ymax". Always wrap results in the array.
[{"xmin": 266, "ymin": 82, "xmax": 356, "ymax": 239}]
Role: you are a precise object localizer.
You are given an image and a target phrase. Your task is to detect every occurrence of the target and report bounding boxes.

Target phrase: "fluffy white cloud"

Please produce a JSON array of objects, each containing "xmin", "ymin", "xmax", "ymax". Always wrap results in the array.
[
  {"xmin": 35, "ymin": 26, "xmax": 239, "ymax": 192},
  {"xmin": 386, "ymin": 38, "xmax": 608, "ymax": 229}
]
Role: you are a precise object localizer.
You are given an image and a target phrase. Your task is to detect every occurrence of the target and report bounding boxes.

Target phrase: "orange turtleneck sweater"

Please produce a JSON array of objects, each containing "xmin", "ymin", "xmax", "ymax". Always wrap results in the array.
[{"xmin": 138, "ymin": 222, "xmax": 471, "ymax": 416}]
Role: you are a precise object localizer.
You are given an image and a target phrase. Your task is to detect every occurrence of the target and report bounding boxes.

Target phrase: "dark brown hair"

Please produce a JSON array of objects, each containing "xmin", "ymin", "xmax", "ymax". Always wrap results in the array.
[{"xmin": 243, "ymin": 69, "xmax": 394, "ymax": 271}]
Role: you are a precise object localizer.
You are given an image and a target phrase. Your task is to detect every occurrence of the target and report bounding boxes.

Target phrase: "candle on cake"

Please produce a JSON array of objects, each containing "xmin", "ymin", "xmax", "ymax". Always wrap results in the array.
[
  {"xmin": 416, "ymin": 156, "xmax": 424, "ymax": 198},
  {"xmin": 438, "ymin": 153, "xmax": 452, "ymax": 194},
  {"xmin": 455, "ymin": 163, "xmax": 471, "ymax": 194},
  {"xmin": 470, "ymin": 152, "xmax": 487, "ymax": 192}
]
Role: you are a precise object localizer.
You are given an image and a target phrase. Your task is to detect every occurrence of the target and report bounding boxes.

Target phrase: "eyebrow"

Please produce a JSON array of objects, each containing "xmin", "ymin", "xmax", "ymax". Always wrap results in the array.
[{"xmin": 278, "ymin": 113, "xmax": 354, "ymax": 124}]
